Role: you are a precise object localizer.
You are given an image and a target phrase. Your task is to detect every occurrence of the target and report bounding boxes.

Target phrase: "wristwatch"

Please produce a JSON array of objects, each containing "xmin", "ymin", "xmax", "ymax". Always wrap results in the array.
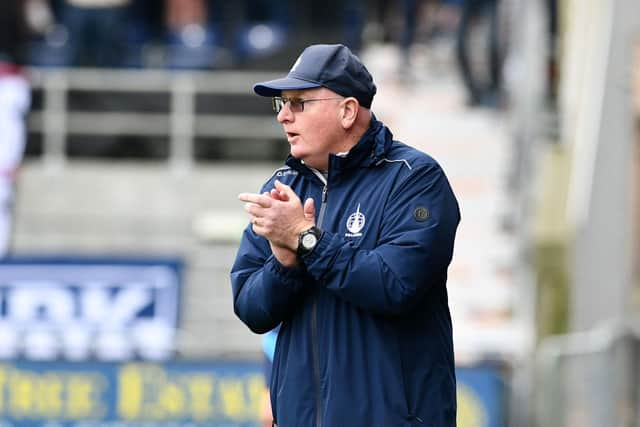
[{"xmin": 297, "ymin": 226, "xmax": 322, "ymax": 256}]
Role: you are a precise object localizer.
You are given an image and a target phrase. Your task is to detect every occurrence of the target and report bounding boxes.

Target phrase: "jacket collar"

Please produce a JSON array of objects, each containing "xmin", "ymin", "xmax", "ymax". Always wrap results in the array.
[{"xmin": 285, "ymin": 115, "xmax": 394, "ymax": 180}]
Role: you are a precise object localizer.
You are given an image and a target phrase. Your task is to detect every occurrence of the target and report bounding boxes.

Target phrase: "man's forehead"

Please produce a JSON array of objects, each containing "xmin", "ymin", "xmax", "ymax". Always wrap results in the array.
[{"xmin": 282, "ymin": 87, "xmax": 333, "ymax": 98}]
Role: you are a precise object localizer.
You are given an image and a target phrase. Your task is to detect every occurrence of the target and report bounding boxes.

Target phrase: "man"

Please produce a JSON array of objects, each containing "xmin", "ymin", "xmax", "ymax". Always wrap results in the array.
[
  {"xmin": 456, "ymin": 0, "xmax": 501, "ymax": 107},
  {"xmin": 61, "ymin": 0, "xmax": 131, "ymax": 67},
  {"xmin": 231, "ymin": 44, "xmax": 460, "ymax": 426},
  {"xmin": 0, "ymin": 0, "xmax": 32, "ymax": 257}
]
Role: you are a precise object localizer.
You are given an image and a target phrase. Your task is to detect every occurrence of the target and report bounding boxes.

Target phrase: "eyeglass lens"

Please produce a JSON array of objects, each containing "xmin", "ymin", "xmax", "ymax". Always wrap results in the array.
[
  {"xmin": 271, "ymin": 97, "xmax": 343, "ymax": 114},
  {"xmin": 272, "ymin": 97, "xmax": 303, "ymax": 113}
]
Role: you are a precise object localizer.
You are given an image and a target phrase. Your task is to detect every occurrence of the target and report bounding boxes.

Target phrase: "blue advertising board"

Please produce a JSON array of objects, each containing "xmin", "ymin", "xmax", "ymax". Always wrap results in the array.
[
  {"xmin": 0, "ymin": 257, "xmax": 182, "ymax": 361},
  {"xmin": 0, "ymin": 361, "xmax": 505, "ymax": 427},
  {"xmin": 457, "ymin": 365, "xmax": 506, "ymax": 427}
]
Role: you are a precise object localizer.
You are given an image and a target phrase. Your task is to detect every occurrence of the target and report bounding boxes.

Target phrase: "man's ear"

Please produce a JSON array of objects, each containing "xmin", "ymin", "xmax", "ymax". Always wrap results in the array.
[{"xmin": 339, "ymin": 97, "xmax": 359, "ymax": 129}]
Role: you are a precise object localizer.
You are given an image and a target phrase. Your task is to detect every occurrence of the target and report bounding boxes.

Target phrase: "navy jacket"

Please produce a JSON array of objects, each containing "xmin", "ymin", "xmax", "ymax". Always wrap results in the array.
[{"xmin": 231, "ymin": 118, "xmax": 460, "ymax": 426}]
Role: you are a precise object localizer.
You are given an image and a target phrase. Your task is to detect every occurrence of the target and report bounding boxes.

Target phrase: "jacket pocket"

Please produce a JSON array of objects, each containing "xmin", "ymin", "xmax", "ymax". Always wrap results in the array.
[{"xmin": 389, "ymin": 331, "xmax": 412, "ymax": 418}]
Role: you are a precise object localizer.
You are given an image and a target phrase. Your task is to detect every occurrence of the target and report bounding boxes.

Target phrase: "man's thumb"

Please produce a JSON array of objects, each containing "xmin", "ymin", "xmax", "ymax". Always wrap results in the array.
[{"xmin": 303, "ymin": 198, "xmax": 315, "ymax": 221}]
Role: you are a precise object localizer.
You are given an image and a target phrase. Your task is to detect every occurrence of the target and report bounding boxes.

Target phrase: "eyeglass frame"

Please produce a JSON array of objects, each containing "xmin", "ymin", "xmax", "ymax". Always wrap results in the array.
[{"xmin": 271, "ymin": 96, "xmax": 344, "ymax": 114}]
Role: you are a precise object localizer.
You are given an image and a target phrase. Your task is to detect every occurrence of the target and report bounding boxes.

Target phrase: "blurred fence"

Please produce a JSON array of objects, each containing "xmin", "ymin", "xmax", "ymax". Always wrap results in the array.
[
  {"xmin": 27, "ymin": 68, "xmax": 286, "ymax": 170},
  {"xmin": 535, "ymin": 320, "xmax": 640, "ymax": 427},
  {"xmin": 15, "ymin": 67, "xmax": 296, "ymax": 362}
]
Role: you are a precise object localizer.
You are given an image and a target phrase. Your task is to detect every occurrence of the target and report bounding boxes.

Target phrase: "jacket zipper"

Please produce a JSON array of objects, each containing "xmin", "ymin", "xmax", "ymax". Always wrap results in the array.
[
  {"xmin": 310, "ymin": 169, "xmax": 327, "ymax": 427},
  {"xmin": 317, "ymin": 185, "xmax": 328, "ymax": 226}
]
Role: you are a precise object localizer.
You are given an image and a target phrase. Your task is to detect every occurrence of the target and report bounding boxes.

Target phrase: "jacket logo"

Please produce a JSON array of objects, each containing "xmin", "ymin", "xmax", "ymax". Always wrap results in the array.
[
  {"xmin": 345, "ymin": 204, "xmax": 366, "ymax": 237},
  {"xmin": 413, "ymin": 206, "xmax": 430, "ymax": 222},
  {"xmin": 275, "ymin": 169, "xmax": 298, "ymax": 177}
]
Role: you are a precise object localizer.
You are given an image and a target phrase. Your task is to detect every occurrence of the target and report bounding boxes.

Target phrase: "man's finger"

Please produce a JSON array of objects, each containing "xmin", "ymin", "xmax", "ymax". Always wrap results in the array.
[
  {"xmin": 244, "ymin": 203, "xmax": 265, "ymax": 217},
  {"xmin": 270, "ymin": 188, "xmax": 289, "ymax": 202},
  {"xmin": 274, "ymin": 180, "xmax": 298, "ymax": 201},
  {"xmin": 303, "ymin": 198, "xmax": 315, "ymax": 221},
  {"xmin": 238, "ymin": 193, "xmax": 273, "ymax": 207}
]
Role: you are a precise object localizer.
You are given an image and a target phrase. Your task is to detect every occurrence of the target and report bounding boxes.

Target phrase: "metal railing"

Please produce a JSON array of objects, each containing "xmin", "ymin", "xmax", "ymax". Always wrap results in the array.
[
  {"xmin": 28, "ymin": 68, "xmax": 284, "ymax": 172},
  {"xmin": 535, "ymin": 320, "xmax": 640, "ymax": 427}
]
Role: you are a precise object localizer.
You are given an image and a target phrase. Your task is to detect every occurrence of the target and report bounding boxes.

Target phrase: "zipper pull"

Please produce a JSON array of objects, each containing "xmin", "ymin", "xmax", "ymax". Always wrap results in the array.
[{"xmin": 322, "ymin": 186, "xmax": 328, "ymax": 203}]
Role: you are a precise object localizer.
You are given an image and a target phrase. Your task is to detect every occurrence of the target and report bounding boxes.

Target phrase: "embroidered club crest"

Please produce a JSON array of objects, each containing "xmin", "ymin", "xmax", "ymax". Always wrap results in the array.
[{"xmin": 346, "ymin": 204, "xmax": 366, "ymax": 237}]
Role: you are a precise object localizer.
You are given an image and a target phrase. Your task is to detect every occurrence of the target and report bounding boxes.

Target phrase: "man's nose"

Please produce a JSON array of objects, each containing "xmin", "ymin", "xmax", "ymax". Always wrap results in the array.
[{"xmin": 277, "ymin": 103, "xmax": 293, "ymax": 123}]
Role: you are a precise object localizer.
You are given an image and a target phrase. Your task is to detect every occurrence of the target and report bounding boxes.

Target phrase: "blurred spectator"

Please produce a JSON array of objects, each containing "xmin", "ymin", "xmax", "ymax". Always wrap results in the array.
[
  {"xmin": 166, "ymin": 0, "xmax": 207, "ymax": 31},
  {"xmin": 231, "ymin": 0, "xmax": 290, "ymax": 64},
  {"xmin": 545, "ymin": 0, "xmax": 558, "ymax": 104},
  {"xmin": 164, "ymin": 0, "xmax": 217, "ymax": 68},
  {"xmin": 0, "ymin": 0, "xmax": 33, "ymax": 257},
  {"xmin": 396, "ymin": 0, "xmax": 461, "ymax": 74},
  {"xmin": 343, "ymin": 0, "xmax": 365, "ymax": 52},
  {"xmin": 455, "ymin": 0, "xmax": 501, "ymax": 107},
  {"xmin": 122, "ymin": 0, "xmax": 165, "ymax": 67},
  {"xmin": 400, "ymin": 0, "xmax": 419, "ymax": 66},
  {"xmin": 60, "ymin": 0, "xmax": 132, "ymax": 67}
]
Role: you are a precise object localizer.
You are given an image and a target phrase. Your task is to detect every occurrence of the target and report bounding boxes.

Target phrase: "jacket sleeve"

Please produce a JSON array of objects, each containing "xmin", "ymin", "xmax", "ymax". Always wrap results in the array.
[
  {"xmin": 230, "ymin": 224, "xmax": 310, "ymax": 334},
  {"xmin": 301, "ymin": 163, "xmax": 460, "ymax": 316}
]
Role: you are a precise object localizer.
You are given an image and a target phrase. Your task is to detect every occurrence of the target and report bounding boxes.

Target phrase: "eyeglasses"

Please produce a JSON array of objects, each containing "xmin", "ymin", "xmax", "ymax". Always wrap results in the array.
[{"xmin": 272, "ymin": 96, "xmax": 344, "ymax": 113}]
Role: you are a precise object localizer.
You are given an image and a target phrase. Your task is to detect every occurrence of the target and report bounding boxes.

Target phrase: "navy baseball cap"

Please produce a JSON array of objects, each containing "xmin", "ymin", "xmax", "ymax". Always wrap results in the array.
[{"xmin": 253, "ymin": 44, "xmax": 377, "ymax": 108}]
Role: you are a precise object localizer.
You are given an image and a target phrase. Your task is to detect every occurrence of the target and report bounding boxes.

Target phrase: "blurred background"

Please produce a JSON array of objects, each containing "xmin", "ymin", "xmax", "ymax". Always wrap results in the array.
[{"xmin": 0, "ymin": 0, "xmax": 638, "ymax": 426}]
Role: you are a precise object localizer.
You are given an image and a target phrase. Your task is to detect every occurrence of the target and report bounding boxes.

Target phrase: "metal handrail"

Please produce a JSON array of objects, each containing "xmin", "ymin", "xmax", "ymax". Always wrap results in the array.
[
  {"xmin": 535, "ymin": 318, "xmax": 640, "ymax": 427},
  {"xmin": 27, "ymin": 68, "xmax": 284, "ymax": 172}
]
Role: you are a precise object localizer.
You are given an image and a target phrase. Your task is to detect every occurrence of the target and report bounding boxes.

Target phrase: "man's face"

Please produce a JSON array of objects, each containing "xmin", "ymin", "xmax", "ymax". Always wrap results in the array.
[{"xmin": 276, "ymin": 88, "xmax": 345, "ymax": 171}]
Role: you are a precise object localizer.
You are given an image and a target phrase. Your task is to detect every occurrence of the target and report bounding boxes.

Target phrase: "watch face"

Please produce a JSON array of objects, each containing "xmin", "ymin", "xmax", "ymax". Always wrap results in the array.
[{"xmin": 301, "ymin": 233, "xmax": 318, "ymax": 249}]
